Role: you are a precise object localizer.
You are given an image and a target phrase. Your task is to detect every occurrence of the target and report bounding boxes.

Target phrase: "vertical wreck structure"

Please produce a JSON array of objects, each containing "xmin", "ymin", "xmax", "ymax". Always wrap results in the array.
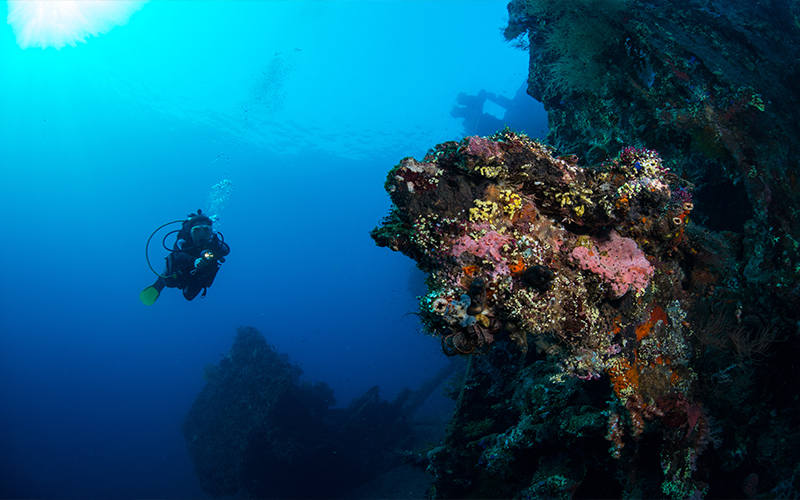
[
  {"xmin": 372, "ymin": 2, "xmax": 800, "ymax": 496},
  {"xmin": 504, "ymin": 0, "xmax": 800, "ymax": 314}
]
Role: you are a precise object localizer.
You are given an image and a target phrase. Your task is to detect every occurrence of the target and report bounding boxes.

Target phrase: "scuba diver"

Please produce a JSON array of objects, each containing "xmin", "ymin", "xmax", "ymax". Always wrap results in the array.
[{"xmin": 140, "ymin": 209, "xmax": 230, "ymax": 305}]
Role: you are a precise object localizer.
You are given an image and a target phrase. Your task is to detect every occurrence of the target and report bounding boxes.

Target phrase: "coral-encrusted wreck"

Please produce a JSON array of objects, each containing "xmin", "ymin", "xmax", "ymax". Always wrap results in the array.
[
  {"xmin": 182, "ymin": 326, "xmax": 447, "ymax": 499},
  {"xmin": 373, "ymin": 131, "xmax": 711, "ymax": 498}
]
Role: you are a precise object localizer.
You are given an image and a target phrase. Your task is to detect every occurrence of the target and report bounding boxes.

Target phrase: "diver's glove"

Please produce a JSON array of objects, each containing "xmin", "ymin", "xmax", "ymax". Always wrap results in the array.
[{"xmin": 194, "ymin": 249, "xmax": 216, "ymax": 270}]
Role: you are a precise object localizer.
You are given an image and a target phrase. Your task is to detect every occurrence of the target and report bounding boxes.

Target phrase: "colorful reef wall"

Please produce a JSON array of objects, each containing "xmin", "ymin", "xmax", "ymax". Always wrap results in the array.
[{"xmin": 372, "ymin": 1, "xmax": 800, "ymax": 497}]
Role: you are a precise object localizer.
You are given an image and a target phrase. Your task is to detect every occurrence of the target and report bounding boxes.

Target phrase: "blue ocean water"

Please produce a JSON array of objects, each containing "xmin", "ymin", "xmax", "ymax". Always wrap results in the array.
[{"xmin": 0, "ymin": 2, "xmax": 547, "ymax": 498}]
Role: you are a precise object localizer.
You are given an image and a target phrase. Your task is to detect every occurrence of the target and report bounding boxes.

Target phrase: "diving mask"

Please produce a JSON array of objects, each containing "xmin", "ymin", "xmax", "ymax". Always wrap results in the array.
[{"xmin": 190, "ymin": 224, "xmax": 212, "ymax": 244}]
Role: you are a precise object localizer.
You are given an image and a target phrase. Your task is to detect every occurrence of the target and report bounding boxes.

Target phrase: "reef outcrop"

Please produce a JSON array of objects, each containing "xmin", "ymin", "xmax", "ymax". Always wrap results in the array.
[{"xmin": 373, "ymin": 131, "xmax": 716, "ymax": 497}]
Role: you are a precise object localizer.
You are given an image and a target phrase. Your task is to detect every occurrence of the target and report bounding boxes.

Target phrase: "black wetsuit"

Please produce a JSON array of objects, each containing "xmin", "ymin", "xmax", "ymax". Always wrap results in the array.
[{"xmin": 159, "ymin": 229, "xmax": 230, "ymax": 301}]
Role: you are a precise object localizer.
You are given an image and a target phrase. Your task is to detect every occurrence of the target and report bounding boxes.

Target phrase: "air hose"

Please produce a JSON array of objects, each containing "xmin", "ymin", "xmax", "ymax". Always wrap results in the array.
[{"xmin": 145, "ymin": 220, "xmax": 183, "ymax": 278}]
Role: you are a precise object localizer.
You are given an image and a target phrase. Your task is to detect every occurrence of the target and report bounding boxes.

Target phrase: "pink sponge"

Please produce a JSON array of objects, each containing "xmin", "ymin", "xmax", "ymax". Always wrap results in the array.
[
  {"xmin": 452, "ymin": 229, "xmax": 512, "ymax": 263},
  {"xmin": 569, "ymin": 231, "xmax": 653, "ymax": 298},
  {"xmin": 464, "ymin": 136, "xmax": 503, "ymax": 159}
]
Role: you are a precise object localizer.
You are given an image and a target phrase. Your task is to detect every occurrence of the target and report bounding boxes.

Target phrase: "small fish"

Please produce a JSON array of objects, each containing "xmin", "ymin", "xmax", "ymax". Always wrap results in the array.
[{"xmin": 558, "ymin": 154, "xmax": 579, "ymax": 165}]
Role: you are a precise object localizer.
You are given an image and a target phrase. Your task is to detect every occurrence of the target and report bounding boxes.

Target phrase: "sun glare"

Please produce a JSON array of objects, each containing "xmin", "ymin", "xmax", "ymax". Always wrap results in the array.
[{"xmin": 7, "ymin": 0, "xmax": 147, "ymax": 50}]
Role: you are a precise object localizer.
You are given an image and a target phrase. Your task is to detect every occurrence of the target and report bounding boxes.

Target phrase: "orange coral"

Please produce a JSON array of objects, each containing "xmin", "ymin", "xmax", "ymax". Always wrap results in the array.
[
  {"xmin": 615, "ymin": 197, "xmax": 630, "ymax": 215},
  {"xmin": 635, "ymin": 306, "xmax": 668, "ymax": 341},
  {"xmin": 609, "ymin": 358, "xmax": 639, "ymax": 400},
  {"xmin": 670, "ymin": 207, "xmax": 692, "ymax": 243},
  {"xmin": 608, "ymin": 314, "xmax": 624, "ymax": 336},
  {"xmin": 463, "ymin": 265, "xmax": 480, "ymax": 276},
  {"xmin": 509, "ymin": 258, "xmax": 526, "ymax": 274}
]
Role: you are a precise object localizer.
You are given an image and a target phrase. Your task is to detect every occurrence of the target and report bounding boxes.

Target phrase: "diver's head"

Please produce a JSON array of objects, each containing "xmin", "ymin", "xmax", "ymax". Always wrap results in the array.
[
  {"xmin": 190, "ymin": 224, "xmax": 212, "ymax": 245},
  {"xmin": 185, "ymin": 209, "xmax": 214, "ymax": 245}
]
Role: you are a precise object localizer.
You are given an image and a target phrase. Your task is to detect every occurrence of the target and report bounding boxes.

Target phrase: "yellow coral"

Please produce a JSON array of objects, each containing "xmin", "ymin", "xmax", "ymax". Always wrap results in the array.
[
  {"xmin": 571, "ymin": 186, "xmax": 594, "ymax": 205},
  {"xmin": 575, "ymin": 235, "xmax": 593, "ymax": 249},
  {"xmin": 554, "ymin": 191, "xmax": 572, "ymax": 207},
  {"xmin": 499, "ymin": 189, "xmax": 523, "ymax": 219},
  {"xmin": 554, "ymin": 185, "xmax": 593, "ymax": 210},
  {"xmin": 477, "ymin": 164, "xmax": 504, "ymax": 178},
  {"xmin": 468, "ymin": 189, "xmax": 522, "ymax": 222},
  {"xmin": 469, "ymin": 199, "xmax": 501, "ymax": 222}
]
